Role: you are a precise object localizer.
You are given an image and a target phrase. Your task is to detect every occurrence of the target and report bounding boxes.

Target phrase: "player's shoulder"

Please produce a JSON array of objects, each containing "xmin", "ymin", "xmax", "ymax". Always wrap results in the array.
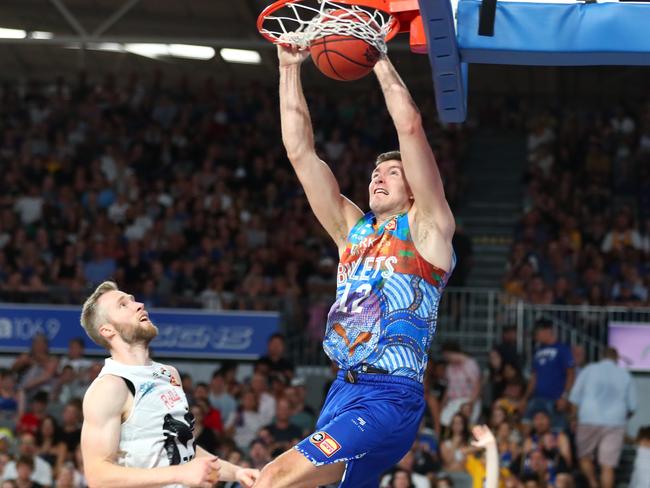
[{"xmin": 84, "ymin": 374, "xmax": 130, "ymax": 416}]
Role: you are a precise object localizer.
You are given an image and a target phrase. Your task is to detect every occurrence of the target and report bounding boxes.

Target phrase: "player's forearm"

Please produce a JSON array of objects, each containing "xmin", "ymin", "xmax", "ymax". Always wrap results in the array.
[
  {"xmin": 196, "ymin": 445, "xmax": 237, "ymax": 481},
  {"xmin": 373, "ymin": 57, "xmax": 421, "ymax": 133},
  {"xmin": 85, "ymin": 461, "xmax": 181, "ymax": 488},
  {"xmin": 279, "ymin": 64, "xmax": 316, "ymax": 160}
]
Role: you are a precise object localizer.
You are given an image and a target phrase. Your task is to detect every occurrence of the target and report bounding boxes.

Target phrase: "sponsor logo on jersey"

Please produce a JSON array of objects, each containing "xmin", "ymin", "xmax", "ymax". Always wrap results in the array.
[
  {"xmin": 309, "ymin": 431, "xmax": 341, "ymax": 457},
  {"xmin": 160, "ymin": 389, "xmax": 182, "ymax": 409},
  {"xmin": 385, "ymin": 219, "xmax": 396, "ymax": 231}
]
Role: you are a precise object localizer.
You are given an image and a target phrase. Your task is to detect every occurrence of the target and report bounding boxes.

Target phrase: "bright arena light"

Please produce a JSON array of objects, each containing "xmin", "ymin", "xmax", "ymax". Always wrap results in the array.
[
  {"xmin": 0, "ymin": 27, "xmax": 26, "ymax": 39},
  {"xmin": 220, "ymin": 48, "xmax": 262, "ymax": 65},
  {"xmin": 30, "ymin": 31, "xmax": 54, "ymax": 39},
  {"xmin": 168, "ymin": 44, "xmax": 215, "ymax": 60}
]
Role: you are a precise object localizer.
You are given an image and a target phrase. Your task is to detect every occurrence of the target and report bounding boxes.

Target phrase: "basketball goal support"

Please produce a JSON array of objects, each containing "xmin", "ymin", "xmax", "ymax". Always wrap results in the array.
[{"xmin": 418, "ymin": 0, "xmax": 650, "ymax": 123}]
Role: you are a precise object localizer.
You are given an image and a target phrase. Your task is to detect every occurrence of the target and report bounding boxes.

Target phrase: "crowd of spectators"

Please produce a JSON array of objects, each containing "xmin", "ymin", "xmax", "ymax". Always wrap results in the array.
[
  {"xmin": 503, "ymin": 102, "xmax": 650, "ymax": 307},
  {"xmin": 0, "ymin": 73, "xmax": 466, "ymax": 334},
  {"xmin": 0, "ymin": 318, "xmax": 644, "ymax": 488}
]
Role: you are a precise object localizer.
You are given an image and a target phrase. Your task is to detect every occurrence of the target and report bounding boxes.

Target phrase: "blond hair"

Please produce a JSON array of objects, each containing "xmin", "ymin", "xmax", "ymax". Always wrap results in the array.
[{"xmin": 80, "ymin": 281, "xmax": 118, "ymax": 349}]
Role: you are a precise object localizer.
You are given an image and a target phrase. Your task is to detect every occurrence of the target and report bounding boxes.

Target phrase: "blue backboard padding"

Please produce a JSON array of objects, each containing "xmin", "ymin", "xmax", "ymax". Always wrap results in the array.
[
  {"xmin": 457, "ymin": 0, "xmax": 650, "ymax": 66},
  {"xmin": 418, "ymin": 0, "xmax": 468, "ymax": 123}
]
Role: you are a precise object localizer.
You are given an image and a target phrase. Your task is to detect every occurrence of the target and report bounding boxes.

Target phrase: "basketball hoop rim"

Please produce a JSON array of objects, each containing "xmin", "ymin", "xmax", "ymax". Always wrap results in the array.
[{"xmin": 256, "ymin": 0, "xmax": 401, "ymax": 46}]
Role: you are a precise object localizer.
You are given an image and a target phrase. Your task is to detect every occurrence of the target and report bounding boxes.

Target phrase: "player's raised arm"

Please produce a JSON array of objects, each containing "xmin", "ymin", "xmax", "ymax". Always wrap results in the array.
[
  {"xmin": 81, "ymin": 375, "xmax": 218, "ymax": 488},
  {"xmin": 278, "ymin": 45, "xmax": 363, "ymax": 251},
  {"xmin": 373, "ymin": 56, "xmax": 455, "ymax": 242}
]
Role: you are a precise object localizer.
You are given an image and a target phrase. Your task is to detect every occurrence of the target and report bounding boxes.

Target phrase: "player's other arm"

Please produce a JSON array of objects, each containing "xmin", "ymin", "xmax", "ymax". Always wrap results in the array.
[
  {"xmin": 81, "ymin": 375, "xmax": 219, "ymax": 488},
  {"xmin": 373, "ymin": 58, "xmax": 455, "ymax": 243},
  {"xmin": 278, "ymin": 45, "xmax": 363, "ymax": 251},
  {"xmin": 195, "ymin": 446, "xmax": 259, "ymax": 487}
]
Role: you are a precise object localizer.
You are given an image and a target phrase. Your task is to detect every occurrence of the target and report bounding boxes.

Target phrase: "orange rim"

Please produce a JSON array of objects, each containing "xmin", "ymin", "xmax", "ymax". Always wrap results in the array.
[{"xmin": 256, "ymin": 0, "xmax": 401, "ymax": 45}]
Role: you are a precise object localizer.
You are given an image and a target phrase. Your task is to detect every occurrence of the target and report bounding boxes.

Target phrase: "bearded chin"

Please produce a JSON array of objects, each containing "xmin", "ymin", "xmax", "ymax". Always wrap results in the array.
[{"xmin": 118, "ymin": 322, "xmax": 159, "ymax": 345}]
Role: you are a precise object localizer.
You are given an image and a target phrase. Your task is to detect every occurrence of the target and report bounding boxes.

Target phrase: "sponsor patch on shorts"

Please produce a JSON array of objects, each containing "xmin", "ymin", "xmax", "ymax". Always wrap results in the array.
[{"xmin": 309, "ymin": 431, "xmax": 341, "ymax": 457}]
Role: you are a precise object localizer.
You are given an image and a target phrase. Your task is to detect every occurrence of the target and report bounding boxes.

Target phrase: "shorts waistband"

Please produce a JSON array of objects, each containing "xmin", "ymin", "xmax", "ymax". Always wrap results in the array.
[{"xmin": 336, "ymin": 370, "xmax": 423, "ymax": 393}]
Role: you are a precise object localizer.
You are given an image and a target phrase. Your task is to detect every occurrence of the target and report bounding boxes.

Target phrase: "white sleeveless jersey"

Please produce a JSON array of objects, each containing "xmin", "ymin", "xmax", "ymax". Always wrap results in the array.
[{"xmin": 97, "ymin": 358, "xmax": 195, "ymax": 487}]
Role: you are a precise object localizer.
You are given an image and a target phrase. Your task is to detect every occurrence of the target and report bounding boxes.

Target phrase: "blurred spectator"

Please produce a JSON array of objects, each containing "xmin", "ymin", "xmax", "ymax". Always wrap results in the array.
[
  {"xmin": 570, "ymin": 345, "xmax": 587, "ymax": 378},
  {"xmin": 523, "ymin": 319, "xmax": 575, "ymax": 428},
  {"xmin": 189, "ymin": 403, "xmax": 220, "ymax": 454},
  {"xmin": 629, "ymin": 425, "xmax": 650, "ymax": 488},
  {"xmin": 208, "ymin": 369, "xmax": 237, "ymax": 423},
  {"xmin": 520, "ymin": 411, "xmax": 572, "ymax": 482},
  {"xmin": 12, "ymin": 336, "xmax": 58, "ymax": 402},
  {"xmin": 248, "ymin": 438, "xmax": 271, "ymax": 471},
  {"xmin": 495, "ymin": 326, "xmax": 523, "ymax": 372},
  {"xmin": 263, "ymin": 398, "xmax": 302, "ymax": 452},
  {"xmin": 381, "ymin": 448, "xmax": 431, "ymax": 488},
  {"xmin": 441, "ymin": 343, "xmax": 481, "ymax": 426},
  {"xmin": 58, "ymin": 401, "xmax": 82, "ymax": 458},
  {"xmin": 16, "ymin": 393, "xmax": 48, "ymax": 437},
  {"xmin": 0, "ymin": 371, "xmax": 22, "ymax": 431},
  {"xmin": 257, "ymin": 334, "xmax": 295, "ymax": 380},
  {"xmin": 224, "ymin": 389, "xmax": 266, "ymax": 452},
  {"xmin": 284, "ymin": 379, "xmax": 315, "ymax": 436},
  {"xmin": 34, "ymin": 416, "xmax": 65, "ymax": 470},
  {"xmin": 57, "ymin": 339, "xmax": 91, "ymax": 377},
  {"xmin": 569, "ymin": 347, "xmax": 636, "ymax": 488},
  {"xmin": 440, "ymin": 413, "xmax": 471, "ymax": 473},
  {"xmin": 425, "ymin": 360, "xmax": 447, "ymax": 438},
  {"xmin": 1, "ymin": 433, "xmax": 52, "ymax": 487},
  {"xmin": 249, "ymin": 373, "xmax": 276, "ymax": 426}
]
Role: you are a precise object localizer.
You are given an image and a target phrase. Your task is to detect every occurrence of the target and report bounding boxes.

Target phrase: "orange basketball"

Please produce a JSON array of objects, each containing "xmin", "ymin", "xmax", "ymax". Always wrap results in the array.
[{"xmin": 309, "ymin": 10, "xmax": 381, "ymax": 82}]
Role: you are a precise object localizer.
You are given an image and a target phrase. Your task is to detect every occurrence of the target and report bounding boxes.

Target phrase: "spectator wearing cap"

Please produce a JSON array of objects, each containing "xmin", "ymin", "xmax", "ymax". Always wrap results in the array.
[
  {"xmin": 440, "ymin": 342, "xmax": 481, "ymax": 426},
  {"xmin": 1, "ymin": 433, "xmax": 52, "ymax": 487},
  {"xmin": 569, "ymin": 347, "xmax": 636, "ymax": 488},
  {"xmin": 522, "ymin": 319, "xmax": 575, "ymax": 428}
]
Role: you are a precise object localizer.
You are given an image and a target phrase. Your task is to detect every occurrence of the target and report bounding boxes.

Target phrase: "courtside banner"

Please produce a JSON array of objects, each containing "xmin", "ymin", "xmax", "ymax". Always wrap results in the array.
[
  {"xmin": 608, "ymin": 322, "xmax": 650, "ymax": 372},
  {"xmin": 0, "ymin": 304, "xmax": 279, "ymax": 359}
]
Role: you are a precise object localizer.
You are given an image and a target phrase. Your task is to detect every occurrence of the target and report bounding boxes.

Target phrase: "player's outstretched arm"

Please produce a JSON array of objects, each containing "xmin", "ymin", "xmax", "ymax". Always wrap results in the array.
[
  {"xmin": 373, "ymin": 57, "xmax": 455, "ymax": 251},
  {"xmin": 195, "ymin": 446, "xmax": 259, "ymax": 487},
  {"xmin": 471, "ymin": 425, "xmax": 499, "ymax": 488},
  {"xmin": 81, "ymin": 375, "xmax": 219, "ymax": 488},
  {"xmin": 278, "ymin": 45, "xmax": 363, "ymax": 251}
]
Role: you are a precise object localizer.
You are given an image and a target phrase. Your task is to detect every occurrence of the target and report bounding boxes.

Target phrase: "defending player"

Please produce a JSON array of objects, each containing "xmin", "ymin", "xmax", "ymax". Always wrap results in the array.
[
  {"xmin": 78, "ymin": 281, "xmax": 259, "ymax": 488},
  {"xmin": 254, "ymin": 45, "xmax": 456, "ymax": 487}
]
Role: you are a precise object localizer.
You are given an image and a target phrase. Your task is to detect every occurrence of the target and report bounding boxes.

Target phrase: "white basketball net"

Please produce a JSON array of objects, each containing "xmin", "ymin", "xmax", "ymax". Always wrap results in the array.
[{"xmin": 260, "ymin": 0, "xmax": 394, "ymax": 54}]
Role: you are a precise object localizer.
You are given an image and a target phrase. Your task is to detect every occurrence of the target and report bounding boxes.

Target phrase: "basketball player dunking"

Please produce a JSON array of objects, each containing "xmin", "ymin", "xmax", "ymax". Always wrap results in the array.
[
  {"xmin": 254, "ymin": 46, "xmax": 456, "ymax": 487},
  {"xmin": 79, "ymin": 281, "xmax": 259, "ymax": 488}
]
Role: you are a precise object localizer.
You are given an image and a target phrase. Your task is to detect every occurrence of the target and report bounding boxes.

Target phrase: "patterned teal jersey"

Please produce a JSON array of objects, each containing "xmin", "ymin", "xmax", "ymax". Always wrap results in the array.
[{"xmin": 323, "ymin": 212, "xmax": 455, "ymax": 382}]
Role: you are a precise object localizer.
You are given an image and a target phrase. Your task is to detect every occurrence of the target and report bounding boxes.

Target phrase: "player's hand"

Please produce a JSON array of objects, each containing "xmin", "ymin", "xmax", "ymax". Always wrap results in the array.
[
  {"xmin": 471, "ymin": 425, "xmax": 497, "ymax": 449},
  {"xmin": 277, "ymin": 44, "xmax": 309, "ymax": 67},
  {"xmin": 235, "ymin": 467, "xmax": 260, "ymax": 487},
  {"xmin": 178, "ymin": 456, "xmax": 221, "ymax": 488}
]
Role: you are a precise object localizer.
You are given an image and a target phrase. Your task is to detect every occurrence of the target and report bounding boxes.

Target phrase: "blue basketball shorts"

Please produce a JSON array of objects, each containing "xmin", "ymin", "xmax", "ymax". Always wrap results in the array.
[{"xmin": 294, "ymin": 371, "xmax": 425, "ymax": 487}]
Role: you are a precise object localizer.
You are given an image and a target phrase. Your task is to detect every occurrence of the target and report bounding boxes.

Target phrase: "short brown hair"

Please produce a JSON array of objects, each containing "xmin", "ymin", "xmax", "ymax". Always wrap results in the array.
[
  {"xmin": 80, "ymin": 281, "xmax": 118, "ymax": 349},
  {"xmin": 375, "ymin": 150, "xmax": 401, "ymax": 167}
]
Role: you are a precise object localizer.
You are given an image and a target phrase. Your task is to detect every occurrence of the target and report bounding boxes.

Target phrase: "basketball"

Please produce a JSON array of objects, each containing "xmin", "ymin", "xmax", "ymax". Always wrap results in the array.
[{"xmin": 309, "ymin": 10, "xmax": 381, "ymax": 81}]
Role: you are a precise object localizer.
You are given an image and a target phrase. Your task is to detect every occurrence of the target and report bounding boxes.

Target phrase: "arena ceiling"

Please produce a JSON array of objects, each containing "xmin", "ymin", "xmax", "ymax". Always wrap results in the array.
[
  {"xmin": 0, "ymin": 0, "xmax": 435, "ymax": 85},
  {"xmin": 0, "ymin": 0, "xmax": 646, "ymax": 97}
]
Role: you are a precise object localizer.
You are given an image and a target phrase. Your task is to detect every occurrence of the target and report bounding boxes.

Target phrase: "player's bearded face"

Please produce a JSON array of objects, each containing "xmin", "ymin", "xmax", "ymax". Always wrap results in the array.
[
  {"xmin": 115, "ymin": 315, "xmax": 158, "ymax": 345},
  {"xmin": 102, "ymin": 291, "xmax": 159, "ymax": 345}
]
